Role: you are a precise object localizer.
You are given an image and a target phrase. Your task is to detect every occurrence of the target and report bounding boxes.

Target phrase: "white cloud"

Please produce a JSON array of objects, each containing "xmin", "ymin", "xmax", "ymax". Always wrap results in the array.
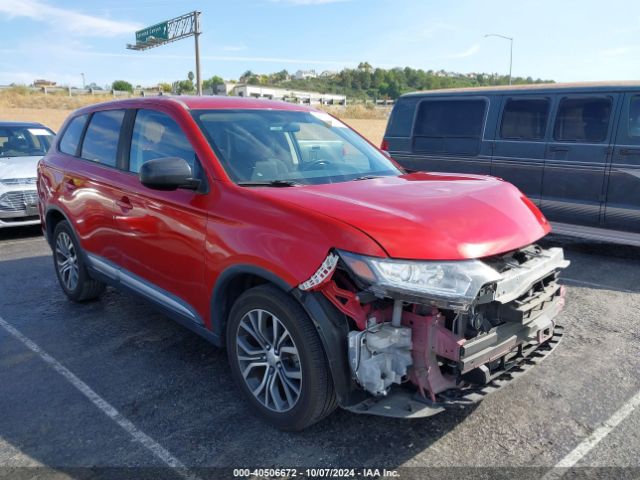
[
  {"xmin": 444, "ymin": 44, "xmax": 481, "ymax": 59},
  {"xmin": 0, "ymin": 0, "xmax": 141, "ymax": 37},
  {"xmin": 269, "ymin": 0, "xmax": 349, "ymax": 5}
]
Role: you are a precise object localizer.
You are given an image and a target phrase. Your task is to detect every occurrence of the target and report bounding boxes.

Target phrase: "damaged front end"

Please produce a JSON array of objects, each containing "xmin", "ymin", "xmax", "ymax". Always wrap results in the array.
[{"xmin": 298, "ymin": 245, "xmax": 569, "ymax": 418}]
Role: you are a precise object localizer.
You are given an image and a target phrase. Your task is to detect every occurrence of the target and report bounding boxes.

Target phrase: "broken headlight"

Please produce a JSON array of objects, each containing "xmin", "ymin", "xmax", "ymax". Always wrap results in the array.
[{"xmin": 338, "ymin": 250, "xmax": 502, "ymax": 308}]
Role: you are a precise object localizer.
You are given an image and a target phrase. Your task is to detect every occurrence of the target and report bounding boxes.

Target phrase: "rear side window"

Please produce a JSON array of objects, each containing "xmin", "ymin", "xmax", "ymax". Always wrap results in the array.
[
  {"xmin": 81, "ymin": 110, "xmax": 125, "ymax": 167},
  {"xmin": 129, "ymin": 109, "xmax": 196, "ymax": 173},
  {"xmin": 629, "ymin": 96, "xmax": 640, "ymax": 138},
  {"xmin": 500, "ymin": 98, "xmax": 550, "ymax": 140},
  {"xmin": 59, "ymin": 114, "xmax": 88, "ymax": 156},
  {"xmin": 412, "ymin": 99, "xmax": 486, "ymax": 155},
  {"xmin": 386, "ymin": 97, "xmax": 419, "ymax": 137},
  {"xmin": 553, "ymin": 97, "xmax": 612, "ymax": 143}
]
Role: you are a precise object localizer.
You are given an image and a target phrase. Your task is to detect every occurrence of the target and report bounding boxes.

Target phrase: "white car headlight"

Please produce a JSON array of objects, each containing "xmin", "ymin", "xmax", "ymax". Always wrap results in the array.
[{"xmin": 338, "ymin": 251, "xmax": 502, "ymax": 307}]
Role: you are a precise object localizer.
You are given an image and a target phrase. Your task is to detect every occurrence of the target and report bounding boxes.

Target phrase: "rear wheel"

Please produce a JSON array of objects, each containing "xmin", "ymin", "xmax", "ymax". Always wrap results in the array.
[
  {"xmin": 226, "ymin": 284, "xmax": 337, "ymax": 431},
  {"xmin": 53, "ymin": 220, "xmax": 105, "ymax": 302}
]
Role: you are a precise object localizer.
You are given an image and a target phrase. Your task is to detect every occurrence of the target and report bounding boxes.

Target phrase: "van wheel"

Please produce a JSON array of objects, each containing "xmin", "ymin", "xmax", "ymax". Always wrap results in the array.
[
  {"xmin": 226, "ymin": 284, "xmax": 337, "ymax": 431},
  {"xmin": 53, "ymin": 221, "xmax": 105, "ymax": 302}
]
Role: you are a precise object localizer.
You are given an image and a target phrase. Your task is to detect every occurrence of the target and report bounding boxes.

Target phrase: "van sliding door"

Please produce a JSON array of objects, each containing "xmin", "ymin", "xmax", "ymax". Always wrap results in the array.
[
  {"xmin": 541, "ymin": 94, "xmax": 619, "ymax": 226},
  {"xmin": 491, "ymin": 96, "xmax": 552, "ymax": 205},
  {"xmin": 605, "ymin": 93, "xmax": 640, "ymax": 233}
]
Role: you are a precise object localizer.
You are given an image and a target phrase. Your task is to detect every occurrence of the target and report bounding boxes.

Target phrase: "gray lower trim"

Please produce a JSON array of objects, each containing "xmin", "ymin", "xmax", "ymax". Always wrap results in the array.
[
  {"xmin": 550, "ymin": 222, "xmax": 640, "ymax": 247},
  {"xmin": 86, "ymin": 253, "xmax": 203, "ymax": 325}
]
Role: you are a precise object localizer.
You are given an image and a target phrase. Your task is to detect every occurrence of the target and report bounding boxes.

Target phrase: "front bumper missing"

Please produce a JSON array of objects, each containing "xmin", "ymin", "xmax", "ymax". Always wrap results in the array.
[{"xmin": 343, "ymin": 324, "xmax": 563, "ymax": 418}]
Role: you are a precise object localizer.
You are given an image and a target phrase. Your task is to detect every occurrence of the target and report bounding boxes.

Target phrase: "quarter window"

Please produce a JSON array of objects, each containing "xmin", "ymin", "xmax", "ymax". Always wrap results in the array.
[
  {"xmin": 629, "ymin": 96, "xmax": 640, "ymax": 138},
  {"xmin": 81, "ymin": 110, "xmax": 125, "ymax": 167},
  {"xmin": 386, "ymin": 97, "xmax": 420, "ymax": 137},
  {"xmin": 59, "ymin": 114, "xmax": 88, "ymax": 156},
  {"xmin": 500, "ymin": 98, "xmax": 550, "ymax": 140},
  {"xmin": 129, "ymin": 110, "xmax": 196, "ymax": 173},
  {"xmin": 553, "ymin": 97, "xmax": 612, "ymax": 143},
  {"xmin": 412, "ymin": 99, "xmax": 486, "ymax": 155}
]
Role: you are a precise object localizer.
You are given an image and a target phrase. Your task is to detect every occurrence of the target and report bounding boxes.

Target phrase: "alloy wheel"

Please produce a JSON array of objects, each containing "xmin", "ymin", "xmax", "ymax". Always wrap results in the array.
[
  {"xmin": 55, "ymin": 231, "xmax": 79, "ymax": 291},
  {"xmin": 236, "ymin": 309, "xmax": 302, "ymax": 412}
]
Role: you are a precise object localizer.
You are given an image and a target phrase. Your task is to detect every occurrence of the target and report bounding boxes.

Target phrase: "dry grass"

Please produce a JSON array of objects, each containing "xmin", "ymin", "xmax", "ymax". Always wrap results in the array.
[{"xmin": 0, "ymin": 89, "xmax": 389, "ymax": 144}]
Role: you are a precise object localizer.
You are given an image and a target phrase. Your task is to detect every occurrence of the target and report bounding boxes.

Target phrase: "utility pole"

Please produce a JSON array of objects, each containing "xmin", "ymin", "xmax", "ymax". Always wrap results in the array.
[
  {"xmin": 194, "ymin": 11, "xmax": 202, "ymax": 95},
  {"xmin": 484, "ymin": 33, "xmax": 513, "ymax": 85}
]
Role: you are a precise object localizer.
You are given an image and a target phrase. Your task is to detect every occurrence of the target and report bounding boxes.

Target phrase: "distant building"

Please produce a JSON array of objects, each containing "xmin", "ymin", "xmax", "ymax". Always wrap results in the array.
[
  {"xmin": 33, "ymin": 79, "xmax": 56, "ymax": 87},
  {"xmin": 294, "ymin": 69, "xmax": 318, "ymax": 80},
  {"xmin": 219, "ymin": 83, "xmax": 346, "ymax": 105}
]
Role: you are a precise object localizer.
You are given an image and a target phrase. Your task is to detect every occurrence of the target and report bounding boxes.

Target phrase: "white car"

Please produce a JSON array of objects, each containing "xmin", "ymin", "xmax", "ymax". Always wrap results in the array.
[{"xmin": 0, "ymin": 122, "xmax": 55, "ymax": 228}]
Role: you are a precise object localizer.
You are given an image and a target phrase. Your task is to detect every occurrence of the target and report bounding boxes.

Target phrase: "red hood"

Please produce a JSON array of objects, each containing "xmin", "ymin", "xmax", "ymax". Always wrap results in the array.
[{"xmin": 254, "ymin": 172, "xmax": 550, "ymax": 260}]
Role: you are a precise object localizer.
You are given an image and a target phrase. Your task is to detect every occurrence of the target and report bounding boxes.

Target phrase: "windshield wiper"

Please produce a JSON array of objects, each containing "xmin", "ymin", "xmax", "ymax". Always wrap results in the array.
[
  {"xmin": 237, "ymin": 180, "xmax": 301, "ymax": 187},
  {"xmin": 352, "ymin": 175, "xmax": 383, "ymax": 181}
]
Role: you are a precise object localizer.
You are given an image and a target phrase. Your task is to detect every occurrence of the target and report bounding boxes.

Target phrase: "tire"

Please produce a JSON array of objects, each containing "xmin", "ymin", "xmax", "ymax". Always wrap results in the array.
[
  {"xmin": 226, "ymin": 284, "xmax": 338, "ymax": 431},
  {"xmin": 52, "ymin": 220, "xmax": 105, "ymax": 302}
]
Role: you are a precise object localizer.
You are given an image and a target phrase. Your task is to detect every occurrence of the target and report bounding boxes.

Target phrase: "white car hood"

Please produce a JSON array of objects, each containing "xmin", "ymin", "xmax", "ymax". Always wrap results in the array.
[{"xmin": 0, "ymin": 156, "xmax": 41, "ymax": 180}]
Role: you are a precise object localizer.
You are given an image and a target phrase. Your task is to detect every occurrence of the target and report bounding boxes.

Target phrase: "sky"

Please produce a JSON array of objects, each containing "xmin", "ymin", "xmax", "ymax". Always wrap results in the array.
[{"xmin": 0, "ymin": 0, "xmax": 638, "ymax": 88}]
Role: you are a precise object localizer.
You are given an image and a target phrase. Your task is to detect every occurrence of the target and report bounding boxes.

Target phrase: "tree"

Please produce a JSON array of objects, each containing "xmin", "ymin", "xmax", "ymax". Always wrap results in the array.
[
  {"xmin": 112, "ymin": 80, "xmax": 133, "ymax": 92},
  {"xmin": 158, "ymin": 82, "xmax": 172, "ymax": 92},
  {"xmin": 173, "ymin": 80, "xmax": 195, "ymax": 94},
  {"xmin": 202, "ymin": 75, "xmax": 225, "ymax": 92},
  {"xmin": 187, "ymin": 71, "xmax": 195, "ymax": 82}
]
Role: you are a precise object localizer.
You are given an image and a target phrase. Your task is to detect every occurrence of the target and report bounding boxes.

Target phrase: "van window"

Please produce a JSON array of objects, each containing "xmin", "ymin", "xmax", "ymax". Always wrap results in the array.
[
  {"xmin": 59, "ymin": 114, "xmax": 88, "ymax": 156},
  {"xmin": 81, "ymin": 110, "xmax": 125, "ymax": 167},
  {"xmin": 129, "ymin": 110, "xmax": 196, "ymax": 173},
  {"xmin": 629, "ymin": 96, "xmax": 640, "ymax": 138},
  {"xmin": 553, "ymin": 97, "xmax": 612, "ymax": 143},
  {"xmin": 500, "ymin": 98, "xmax": 549, "ymax": 140},
  {"xmin": 413, "ymin": 99, "xmax": 486, "ymax": 155},
  {"xmin": 386, "ymin": 97, "xmax": 419, "ymax": 137}
]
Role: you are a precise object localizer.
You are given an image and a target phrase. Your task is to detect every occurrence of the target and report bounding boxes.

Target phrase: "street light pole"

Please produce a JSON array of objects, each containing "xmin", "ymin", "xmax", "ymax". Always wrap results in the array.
[{"xmin": 484, "ymin": 33, "xmax": 513, "ymax": 85}]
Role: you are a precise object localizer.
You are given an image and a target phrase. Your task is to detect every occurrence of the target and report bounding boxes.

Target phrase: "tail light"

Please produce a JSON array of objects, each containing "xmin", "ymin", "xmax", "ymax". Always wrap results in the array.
[{"xmin": 380, "ymin": 139, "xmax": 389, "ymax": 151}]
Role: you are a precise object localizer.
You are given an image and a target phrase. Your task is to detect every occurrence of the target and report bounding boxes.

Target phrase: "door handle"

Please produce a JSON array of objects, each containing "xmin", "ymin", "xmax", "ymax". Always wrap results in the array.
[
  {"xmin": 620, "ymin": 148, "xmax": 640, "ymax": 155},
  {"xmin": 115, "ymin": 196, "xmax": 133, "ymax": 211}
]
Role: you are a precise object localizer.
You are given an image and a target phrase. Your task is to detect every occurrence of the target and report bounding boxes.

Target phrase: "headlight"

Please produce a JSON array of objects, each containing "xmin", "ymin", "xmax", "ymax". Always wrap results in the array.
[{"xmin": 338, "ymin": 250, "xmax": 502, "ymax": 308}]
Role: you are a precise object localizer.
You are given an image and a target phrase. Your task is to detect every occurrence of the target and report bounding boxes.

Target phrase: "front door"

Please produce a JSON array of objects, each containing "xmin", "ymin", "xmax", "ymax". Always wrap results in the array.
[
  {"xmin": 604, "ymin": 93, "xmax": 640, "ymax": 233},
  {"xmin": 541, "ymin": 94, "xmax": 619, "ymax": 226},
  {"xmin": 113, "ymin": 108, "xmax": 210, "ymax": 323}
]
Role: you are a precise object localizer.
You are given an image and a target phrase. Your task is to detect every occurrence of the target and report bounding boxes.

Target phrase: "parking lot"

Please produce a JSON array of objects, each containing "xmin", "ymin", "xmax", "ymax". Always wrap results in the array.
[{"xmin": 1, "ymin": 225, "xmax": 639, "ymax": 479}]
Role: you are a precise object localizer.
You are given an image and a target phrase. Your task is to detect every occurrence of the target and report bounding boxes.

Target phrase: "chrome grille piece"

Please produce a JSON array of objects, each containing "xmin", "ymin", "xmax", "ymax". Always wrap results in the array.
[{"xmin": 0, "ymin": 190, "xmax": 38, "ymax": 212}]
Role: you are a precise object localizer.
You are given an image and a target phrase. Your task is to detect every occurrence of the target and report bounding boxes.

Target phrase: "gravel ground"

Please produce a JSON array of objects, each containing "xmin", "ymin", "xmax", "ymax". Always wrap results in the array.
[{"xmin": 0, "ymin": 225, "xmax": 638, "ymax": 479}]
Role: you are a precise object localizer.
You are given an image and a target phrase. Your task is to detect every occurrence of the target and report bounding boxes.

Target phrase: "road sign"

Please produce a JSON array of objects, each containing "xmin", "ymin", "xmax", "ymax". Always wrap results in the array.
[
  {"xmin": 126, "ymin": 12, "xmax": 202, "ymax": 95},
  {"xmin": 135, "ymin": 22, "xmax": 169, "ymax": 43}
]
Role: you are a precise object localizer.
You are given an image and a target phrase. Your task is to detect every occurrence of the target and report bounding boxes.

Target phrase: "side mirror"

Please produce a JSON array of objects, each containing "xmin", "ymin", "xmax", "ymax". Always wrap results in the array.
[{"xmin": 139, "ymin": 157, "xmax": 200, "ymax": 191}]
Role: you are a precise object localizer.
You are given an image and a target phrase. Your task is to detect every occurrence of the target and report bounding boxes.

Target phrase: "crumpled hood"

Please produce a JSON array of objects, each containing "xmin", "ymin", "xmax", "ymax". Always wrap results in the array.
[
  {"xmin": 0, "ymin": 156, "xmax": 41, "ymax": 181},
  {"xmin": 255, "ymin": 172, "xmax": 550, "ymax": 260}
]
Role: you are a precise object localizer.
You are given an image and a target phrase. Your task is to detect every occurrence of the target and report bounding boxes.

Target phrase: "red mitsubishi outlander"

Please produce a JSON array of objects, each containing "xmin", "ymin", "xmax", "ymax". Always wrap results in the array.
[{"xmin": 38, "ymin": 96, "xmax": 568, "ymax": 430}]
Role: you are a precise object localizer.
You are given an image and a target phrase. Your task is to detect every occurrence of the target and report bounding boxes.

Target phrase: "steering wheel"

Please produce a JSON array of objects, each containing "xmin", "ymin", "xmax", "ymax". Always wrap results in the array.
[{"xmin": 301, "ymin": 159, "xmax": 331, "ymax": 171}]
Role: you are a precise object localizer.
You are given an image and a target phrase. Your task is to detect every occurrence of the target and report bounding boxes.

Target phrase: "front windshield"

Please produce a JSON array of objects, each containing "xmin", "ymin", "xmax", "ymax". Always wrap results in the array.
[
  {"xmin": 0, "ymin": 125, "xmax": 54, "ymax": 158},
  {"xmin": 192, "ymin": 109, "xmax": 401, "ymax": 185}
]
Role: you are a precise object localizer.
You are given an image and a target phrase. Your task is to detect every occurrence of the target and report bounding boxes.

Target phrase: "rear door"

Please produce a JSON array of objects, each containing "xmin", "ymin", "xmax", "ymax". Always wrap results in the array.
[
  {"xmin": 61, "ymin": 109, "xmax": 128, "ymax": 265},
  {"xmin": 604, "ymin": 93, "xmax": 640, "ymax": 233},
  {"xmin": 541, "ymin": 94, "xmax": 620, "ymax": 226},
  {"xmin": 491, "ymin": 96, "xmax": 552, "ymax": 205}
]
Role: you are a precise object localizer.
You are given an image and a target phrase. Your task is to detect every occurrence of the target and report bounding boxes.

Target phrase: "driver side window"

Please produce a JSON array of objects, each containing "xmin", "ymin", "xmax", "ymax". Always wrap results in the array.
[{"xmin": 129, "ymin": 109, "xmax": 196, "ymax": 173}]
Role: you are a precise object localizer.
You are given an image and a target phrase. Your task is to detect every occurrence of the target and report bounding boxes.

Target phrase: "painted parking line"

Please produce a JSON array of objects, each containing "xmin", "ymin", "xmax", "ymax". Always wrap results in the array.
[
  {"xmin": 541, "ymin": 389, "xmax": 640, "ymax": 480},
  {"xmin": 562, "ymin": 277, "xmax": 637, "ymax": 294},
  {"xmin": 0, "ymin": 237, "xmax": 45, "ymax": 247},
  {"xmin": 0, "ymin": 316, "xmax": 201, "ymax": 480}
]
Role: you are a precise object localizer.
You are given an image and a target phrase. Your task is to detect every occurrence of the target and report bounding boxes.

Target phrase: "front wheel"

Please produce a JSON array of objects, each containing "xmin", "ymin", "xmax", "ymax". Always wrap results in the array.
[
  {"xmin": 52, "ymin": 220, "xmax": 105, "ymax": 302},
  {"xmin": 226, "ymin": 284, "xmax": 337, "ymax": 431}
]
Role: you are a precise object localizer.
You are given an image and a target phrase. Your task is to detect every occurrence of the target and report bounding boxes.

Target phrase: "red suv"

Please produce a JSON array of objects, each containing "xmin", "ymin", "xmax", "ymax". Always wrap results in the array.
[{"xmin": 38, "ymin": 96, "xmax": 569, "ymax": 430}]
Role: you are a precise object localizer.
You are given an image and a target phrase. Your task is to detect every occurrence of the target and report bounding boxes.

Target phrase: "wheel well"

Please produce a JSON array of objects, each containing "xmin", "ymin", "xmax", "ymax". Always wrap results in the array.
[
  {"xmin": 211, "ymin": 269, "xmax": 293, "ymax": 344},
  {"xmin": 45, "ymin": 209, "xmax": 66, "ymax": 247}
]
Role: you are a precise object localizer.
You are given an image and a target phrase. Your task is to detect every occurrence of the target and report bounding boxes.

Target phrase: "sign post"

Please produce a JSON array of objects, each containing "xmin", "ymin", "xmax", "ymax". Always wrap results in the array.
[{"xmin": 127, "ymin": 12, "xmax": 202, "ymax": 95}]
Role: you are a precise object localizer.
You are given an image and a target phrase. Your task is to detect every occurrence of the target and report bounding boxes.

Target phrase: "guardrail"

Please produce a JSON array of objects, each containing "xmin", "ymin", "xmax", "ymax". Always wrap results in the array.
[{"xmin": 0, "ymin": 85, "xmax": 164, "ymax": 97}]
